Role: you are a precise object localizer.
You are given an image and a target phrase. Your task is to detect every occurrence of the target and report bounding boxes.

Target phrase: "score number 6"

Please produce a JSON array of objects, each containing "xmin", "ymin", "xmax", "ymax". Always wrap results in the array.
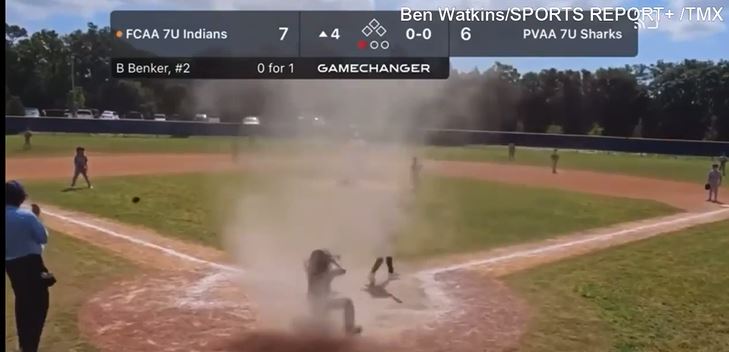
[{"xmin": 460, "ymin": 27, "xmax": 471, "ymax": 41}]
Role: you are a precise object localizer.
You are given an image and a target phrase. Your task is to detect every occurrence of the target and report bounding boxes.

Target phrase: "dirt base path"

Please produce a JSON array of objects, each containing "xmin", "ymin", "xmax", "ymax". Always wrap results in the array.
[
  {"xmin": 6, "ymin": 153, "xmax": 240, "ymax": 180},
  {"xmin": 7, "ymin": 153, "xmax": 719, "ymax": 211},
  {"xmin": 5, "ymin": 154, "xmax": 724, "ymax": 210},
  {"xmin": 429, "ymin": 160, "xmax": 712, "ymax": 211}
]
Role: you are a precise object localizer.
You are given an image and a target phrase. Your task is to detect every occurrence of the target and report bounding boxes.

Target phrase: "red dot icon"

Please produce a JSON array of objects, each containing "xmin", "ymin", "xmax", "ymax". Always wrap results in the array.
[{"xmin": 357, "ymin": 39, "xmax": 368, "ymax": 49}]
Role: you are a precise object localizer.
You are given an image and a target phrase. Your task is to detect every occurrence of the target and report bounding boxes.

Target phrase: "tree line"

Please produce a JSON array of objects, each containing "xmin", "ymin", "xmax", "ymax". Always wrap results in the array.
[{"xmin": 5, "ymin": 23, "xmax": 729, "ymax": 141}]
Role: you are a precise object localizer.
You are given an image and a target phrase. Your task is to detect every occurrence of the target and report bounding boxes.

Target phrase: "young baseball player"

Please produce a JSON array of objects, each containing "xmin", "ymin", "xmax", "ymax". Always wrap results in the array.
[
  {"xmin": 707, "ymin": 164, "xmax": 722, "ymax": 203},
  {"xmin": 368, "ymin": 205, "xmax": 405, "ymax": 286},
  {"xmin": 719, "ymin": 153, "xmax": 728, "ymax": 177},
  {"xmin": 410, "ymin": 156, "xmax": 422, "ymax": 191},
  {"xmin": 368, "ymin": 256, "xmax": 397, "ymax": 286},
  {"xmin": 305, "ymin": 249, "xmax": 362, "ymax": 335},
  {"xmin": 551, "ymin": 149, "xmax": 560, "ymax": 174},
  {"xmin": 508, "ymin": 143, "xmax": 516, "ymax": 161},
  {"xmin": 23, "ymin": 130, "xmax": 32, "ymax": 150},
  {"xmin": 70, "ymin": 147, "xmax": 93, "ymax": 189}
]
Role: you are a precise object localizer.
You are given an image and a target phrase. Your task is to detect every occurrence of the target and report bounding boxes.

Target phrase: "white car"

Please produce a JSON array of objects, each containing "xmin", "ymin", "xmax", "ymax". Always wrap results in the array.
[
  {"xmin": 312, "ymin": 116, "xmax": 326, "ymax": 127},
  {"xmin": 100, "ymin": 110, "xmax": 120, "ymax": 120},
  {"xmin": 153, "ymin": 113, "xmax": 167, "ymax": 121},
  {"xmin": 76, "ymin": 109, "xmax": 94, "ymax": 119},
  {"xmin": 24, "ymin": 108, "xmax": 41, "ymax": 117},
  {"xmin": 243, "ymin": 116, "xmax": 261, "ymax": 126}
]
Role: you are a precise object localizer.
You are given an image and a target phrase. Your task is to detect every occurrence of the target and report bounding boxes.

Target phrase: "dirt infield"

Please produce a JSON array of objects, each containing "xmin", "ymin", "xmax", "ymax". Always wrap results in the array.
[
  {"xmin": 77, "ymin": 269, "xmax": 528, "ymax": 352},
  {"xmin": 5, "ymin": 152, "xmax": 717, "ymax": 211},
  {"xmin": 5, "ymin": 153, "xmax": 239, "ymax": 180},
  {"xmin": 6, "ymin": 152, "xmax": 729, "ymax": 351}
]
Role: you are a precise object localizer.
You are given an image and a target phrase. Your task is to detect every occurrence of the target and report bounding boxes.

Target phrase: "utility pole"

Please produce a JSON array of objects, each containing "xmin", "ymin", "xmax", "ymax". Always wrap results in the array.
[
  {"xmin": 70, "ymin": 56, "xmax": 75, "ymax": 91},
  {"xmin": 70, "ymin": 55, "xmax": 76, "ymax": 117}
]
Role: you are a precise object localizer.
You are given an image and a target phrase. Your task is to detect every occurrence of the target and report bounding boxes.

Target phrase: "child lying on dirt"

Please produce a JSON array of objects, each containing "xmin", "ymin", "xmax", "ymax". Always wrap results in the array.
[{"xmin": 305, "ymin": 249, "xmax": 362, "ymax": 336}]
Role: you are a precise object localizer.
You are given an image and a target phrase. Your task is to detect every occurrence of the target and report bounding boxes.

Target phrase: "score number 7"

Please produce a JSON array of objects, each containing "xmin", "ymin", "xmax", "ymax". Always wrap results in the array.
[{"xmin": 279, "ymin": 27, "xmax": 289, "ymax": 41}]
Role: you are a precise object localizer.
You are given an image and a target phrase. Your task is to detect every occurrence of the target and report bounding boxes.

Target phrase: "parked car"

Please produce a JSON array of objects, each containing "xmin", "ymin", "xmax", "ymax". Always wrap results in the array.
[
  {"xmin": 153, "ymin": 113, "xmax": 167, "ymax": 121},
  {"xmin": 296, "ymin": 116, "xmax": 326, "ymax": 127},
  {"xmin": 43, "ymin": 109, "xmax": 67, "ymax": 117},
  {"xmin": 243, "ymin": 116, "xmax": 261, "ymax": 126},
  {"xmin": 76, "ymin": 109, "xmax": 94, "ymax": 119},
  {"xmin": 125, "ymin": 111, "xmax": 144, "ymax": 119},
  {"xmin": 312, "ymin": 116, "xmax": 326, "ymax": 127},
  {"xmin": 100, "ymin": 110, "xmax": 120, "ymax": 120},
  {"xmin": 194, "ymin": 113, "xmax": 208, "ymax": 121},
  {"xmin": 24, "ymin": 108, "xmax": 41, "ymax": 117}
]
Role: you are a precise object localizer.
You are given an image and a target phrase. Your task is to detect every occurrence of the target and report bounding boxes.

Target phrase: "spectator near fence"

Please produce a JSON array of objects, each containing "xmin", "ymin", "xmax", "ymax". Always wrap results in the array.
[{"xmin": 5, "ymin": 181, "xmax": 55, "ymax": 352}]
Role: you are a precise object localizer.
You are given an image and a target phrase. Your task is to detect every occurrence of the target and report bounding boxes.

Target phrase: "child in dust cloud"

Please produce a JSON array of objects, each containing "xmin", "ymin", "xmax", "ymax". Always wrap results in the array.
[
  {"xmin": 368, "ymin": 256, "xmax": 396, "ymax": 286},
  {"xmin": 368, "ymin": 198, "xmax": 408, "ymax": 286},
  {"xmin": 305, "ymin": 249, "xmax": 362, "ymax": 335},
  {"xmin": 410, "ymin": 156, "xmax": 422, "ymax": 192},
  {"xmin": 368, "ymin": 224, "xmax": 400, "ymax": 286}
]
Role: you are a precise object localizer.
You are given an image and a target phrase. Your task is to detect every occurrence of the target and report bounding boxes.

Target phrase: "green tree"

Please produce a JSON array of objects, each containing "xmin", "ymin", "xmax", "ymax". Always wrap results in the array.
[
  {"xmin": 6, "ymin": 95, "xmax": 25, "ymax": 115},
  {"xmin": 66, "ymin": 87, "xmax": 86, "ymax": 113},
  {"xmin": 592, "ymin": 67, "xmax": 648, "ymax": 137}
]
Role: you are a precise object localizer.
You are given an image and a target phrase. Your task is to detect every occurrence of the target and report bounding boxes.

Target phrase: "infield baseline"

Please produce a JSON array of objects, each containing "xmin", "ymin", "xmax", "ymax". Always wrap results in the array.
[{"xmin": 40, "ymin": 206, "xmax": 729, "ymax": 278}]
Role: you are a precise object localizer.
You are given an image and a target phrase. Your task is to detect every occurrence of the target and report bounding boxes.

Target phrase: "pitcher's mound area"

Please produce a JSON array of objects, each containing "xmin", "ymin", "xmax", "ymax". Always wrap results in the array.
[{"xmin": 79, "ymin": 270, "xmax": 528, "ymax": 352}]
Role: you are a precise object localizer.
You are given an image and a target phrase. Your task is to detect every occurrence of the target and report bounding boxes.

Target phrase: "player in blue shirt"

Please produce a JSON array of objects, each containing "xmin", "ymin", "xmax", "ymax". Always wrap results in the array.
[{"xmin": 6, "ymin": 180, "xmax": 52, "ymax": 352}]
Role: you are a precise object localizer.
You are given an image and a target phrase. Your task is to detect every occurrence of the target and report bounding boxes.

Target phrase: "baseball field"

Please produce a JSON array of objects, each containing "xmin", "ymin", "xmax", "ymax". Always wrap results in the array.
[{"xmin": 5, "ymin": 133, "xmax": 729, "ymax": 352}]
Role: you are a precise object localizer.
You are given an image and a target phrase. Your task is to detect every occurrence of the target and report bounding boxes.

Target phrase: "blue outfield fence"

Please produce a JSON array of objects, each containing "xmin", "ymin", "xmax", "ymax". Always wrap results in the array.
[
  {"xmin": 6, "ymin": 116, "xmax": 729, "ymax": 156},
  {"xmin": 423, "ymin": 129, "xmax": 729, "ymax": 157},
  {"xmin": 5, "ymin": 116, "xmax": 251, "ymax": 137}
]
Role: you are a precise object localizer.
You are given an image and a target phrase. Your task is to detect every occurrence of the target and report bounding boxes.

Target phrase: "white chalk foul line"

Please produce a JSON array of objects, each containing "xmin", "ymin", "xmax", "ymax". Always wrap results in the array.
[
  {"xmin": 41, "ymin": 209, "xmax": 240, "ymax": 273},
  {"xmin": 420, "ymin": 207, "xmax": 729, "ymax": 276},
  {"xmin": 414, "ymin": 207, "xmax": 729, "ymax": 312}
]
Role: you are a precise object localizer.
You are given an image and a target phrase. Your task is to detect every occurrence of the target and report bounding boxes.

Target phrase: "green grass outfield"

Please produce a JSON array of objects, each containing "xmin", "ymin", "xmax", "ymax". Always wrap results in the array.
[
  {"xmin": 25, "ymin": 172, "xmax": 676, "ymax": 257},
  {"xmin": 5, "ymin": 231, "xmax": 138, "ymax": 351},
  {"xmin": 7, "ymin": 133, "xmax": 725, "ymax": 184},
  {"xmin": 424, "ymin": 145, "xmax": 725, "ymax": 185},
  {"xmin": 507, "ymin": 219, "xmax": 729, "ymax": 352}
]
